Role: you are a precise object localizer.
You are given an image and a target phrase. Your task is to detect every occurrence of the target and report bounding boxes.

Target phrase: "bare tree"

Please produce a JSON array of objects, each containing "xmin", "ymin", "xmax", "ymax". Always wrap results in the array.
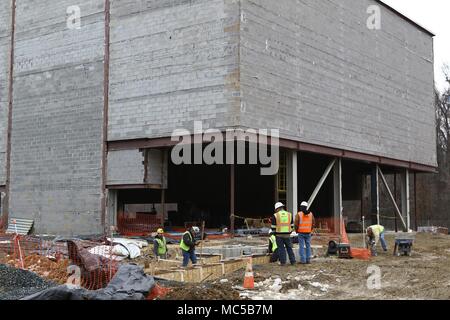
[{"xmin": 436, "ymin": 66, "xmax": 450, "ymax": 153}]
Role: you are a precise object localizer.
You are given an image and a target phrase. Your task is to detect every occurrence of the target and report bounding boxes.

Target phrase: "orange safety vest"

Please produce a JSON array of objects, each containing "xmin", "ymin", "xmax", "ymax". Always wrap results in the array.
[
  {"xmin": 297, "ymin": 211, "xmax": 314, "ymax": 233},
  {"xmin": 274, "ymin": 210, "xmax": 293, "ymax": 233}
]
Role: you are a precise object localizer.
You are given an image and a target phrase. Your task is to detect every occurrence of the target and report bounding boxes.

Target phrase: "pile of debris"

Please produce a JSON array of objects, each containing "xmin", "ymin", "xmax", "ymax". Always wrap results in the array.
[
  {"xmin": 0, "ymin": 264, "xmax": 56, "ymax": 300},
  {"xmin": 160, "ymin": 283, "xmax": 240, "ymax": 300}
]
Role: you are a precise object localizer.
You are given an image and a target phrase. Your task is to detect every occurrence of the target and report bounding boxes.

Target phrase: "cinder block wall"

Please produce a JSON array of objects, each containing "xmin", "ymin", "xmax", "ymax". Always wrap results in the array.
[
  {"xmin": 108, "ymin": 0, "xmax": 241, "ymax": 140},
  {"xmin": 9, "ymin": 0, "xmax": 106, "ymax": 235},
  {"xmin": 0, "ymin": 0, "xmax": 12, "ymax": 186},
  {"xmin": 239, "ymin": 0, "xmax": 436, "ymax": 167}
]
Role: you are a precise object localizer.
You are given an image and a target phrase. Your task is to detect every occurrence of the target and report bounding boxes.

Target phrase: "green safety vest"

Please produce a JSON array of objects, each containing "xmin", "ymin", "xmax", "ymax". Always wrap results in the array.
[
  {"xmin": 180, "ymin": 231, "xmax": 192, "ymax": 252},
  {"xmin": 274, "ymin": 210, "xmax": 292, "ymax": 233},
  {"xmin": 155, "ymin": 237, "xmax": 167, "ymax": 255},
  {"xmin": 269, "ymin": 235, "xmax": 278, "ymax": 252}
]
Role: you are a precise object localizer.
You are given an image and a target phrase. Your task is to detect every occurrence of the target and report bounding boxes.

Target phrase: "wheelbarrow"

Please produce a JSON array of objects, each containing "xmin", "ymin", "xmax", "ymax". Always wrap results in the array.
[{"xmin": 393, "ymin": 233, "xmax": 415, "ymax": 257}]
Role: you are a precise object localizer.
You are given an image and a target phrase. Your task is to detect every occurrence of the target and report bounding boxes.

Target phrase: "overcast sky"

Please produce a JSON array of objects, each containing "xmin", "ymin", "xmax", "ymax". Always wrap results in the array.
[{"xmin": 381, "ymin": 0, "xmax": 450, "ymax": 92}]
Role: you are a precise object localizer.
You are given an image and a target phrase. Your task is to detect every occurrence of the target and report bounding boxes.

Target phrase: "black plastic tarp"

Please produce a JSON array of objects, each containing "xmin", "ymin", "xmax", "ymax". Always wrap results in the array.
[{"xmin": 22, "ymin": 264, "xmax": 155, "ymax": 300}]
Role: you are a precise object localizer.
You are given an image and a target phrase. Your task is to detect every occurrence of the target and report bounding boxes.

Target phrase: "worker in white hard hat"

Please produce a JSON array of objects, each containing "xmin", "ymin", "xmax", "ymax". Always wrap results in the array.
[
  {"xmin": 270, "ymin": 202, "xmax": 296, "ymax": 265},
  {"xmin": 180, "ymin": 226, "xmax": 201, "ymax": 267},
  {"xmin": 153, "ymin": 228, "xmax": 168, "ymax": 259},
  {"xmin": 294, "ymin": 201, "xmax": 315, "ymax": 264}
]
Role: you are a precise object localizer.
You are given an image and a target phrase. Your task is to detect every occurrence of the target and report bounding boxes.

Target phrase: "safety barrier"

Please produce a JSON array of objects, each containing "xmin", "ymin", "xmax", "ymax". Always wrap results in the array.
[
  {"xmin": 117, "ymin": 213, "xmax": 162, "ymax": 236},
  {"xmin": 0, "ymin": 233, "xmax": 118, "ymax": 290}
]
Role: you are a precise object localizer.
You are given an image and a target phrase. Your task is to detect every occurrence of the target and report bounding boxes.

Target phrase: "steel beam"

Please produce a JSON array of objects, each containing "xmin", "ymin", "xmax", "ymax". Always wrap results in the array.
[
  {"xmin": 307, "ymin": 159, "xmax": 336, "ymax": 210},
  {"xmin": 3, "ymin": 0, "xmax": 16, "ymax": 229},
  {"xmin": 101, "ymin": 0, "xmax": 111, "ymax": 233},
  {"xmin": 378, "ymin": 166, "xmax": 407, "ymax": 231},
  {"xmin": 107, "ymin": 136, "xmax": 437, "ymax": 173}
]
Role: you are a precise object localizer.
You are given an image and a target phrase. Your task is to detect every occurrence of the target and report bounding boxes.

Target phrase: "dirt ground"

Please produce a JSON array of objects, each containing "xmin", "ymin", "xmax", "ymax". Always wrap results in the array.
[{"xmin": 161, "ymin": 233, "xmax": 450, "ymax": 300}]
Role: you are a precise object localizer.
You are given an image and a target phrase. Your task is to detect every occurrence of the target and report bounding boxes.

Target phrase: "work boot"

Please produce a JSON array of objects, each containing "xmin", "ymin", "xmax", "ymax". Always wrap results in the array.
[{"xmin": 306, "ymin": 260, "xmax": 311, "ymax": 264}]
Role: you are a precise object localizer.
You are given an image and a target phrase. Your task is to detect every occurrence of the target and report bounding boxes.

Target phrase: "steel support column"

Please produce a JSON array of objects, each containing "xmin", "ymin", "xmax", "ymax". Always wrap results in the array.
[
  {"xmin": 286, "ymin": 150, "xmax": 298, "ymax": 214},
  {"xmin": 333, "ymin": 158, "xmax": 343, "ymax": 235},
  {"xmin": 401, "ymin": 169, "xmax": 411, "ymax": 231},
  {"xmin": 371, "ymin": 166, "xmax": 380, "ymax": 225},
  {"xmin": 230, "ymin": 164, "xmax": 235, "ymax": 235}
]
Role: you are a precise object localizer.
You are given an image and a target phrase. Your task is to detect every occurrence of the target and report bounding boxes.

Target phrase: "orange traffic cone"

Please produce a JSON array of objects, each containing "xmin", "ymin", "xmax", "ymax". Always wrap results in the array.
[{"xmin": 243, "ymin": 257, "xmax": 254, "ymax": 289}]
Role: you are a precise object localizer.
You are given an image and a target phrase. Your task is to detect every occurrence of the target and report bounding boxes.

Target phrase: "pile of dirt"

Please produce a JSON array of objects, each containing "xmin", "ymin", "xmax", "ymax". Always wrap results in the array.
[
  {"xmin": 5, "ymin": 254, "xmax": 69, "ymax": 284},
  {"xmin": 0, "ymin": 264, "xmax": 56, "ymax": 300},
  {"xmin": 160, "ymin": 283, "xmax": 240, "ymax": 300}
]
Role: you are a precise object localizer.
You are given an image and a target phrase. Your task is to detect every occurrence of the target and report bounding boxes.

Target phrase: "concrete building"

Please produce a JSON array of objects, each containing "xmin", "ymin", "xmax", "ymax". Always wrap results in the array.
[{"xmin": 0, "ymin": 0, "xmax": 436, "ymax": 235}]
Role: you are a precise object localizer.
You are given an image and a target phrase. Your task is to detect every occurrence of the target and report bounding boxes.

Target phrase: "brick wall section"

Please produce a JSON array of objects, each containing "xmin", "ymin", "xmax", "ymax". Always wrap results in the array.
[
  {"xmin": 9, "ymin": 0, "xmax": 105, "ymax": 235},
  {"xmin": 108, "ymin": 0, "xmax": 241, "ymax": 140},
  {"xmin": 239, "ymin": 0, "xmax": 436, "ymax": 167},
  {"xmin": 0, "ymin": 0, "xmax": 12, "ymax": 186}
]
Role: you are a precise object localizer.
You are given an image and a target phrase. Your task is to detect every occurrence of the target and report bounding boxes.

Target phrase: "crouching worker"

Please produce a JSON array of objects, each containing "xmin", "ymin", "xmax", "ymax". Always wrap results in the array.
[
  {"xmin": 153, "ymin": 228, "xmax": 168, "ymax": 259},
  {"xmin": 180, "ymin": 226, "xmax": 200, "ymax": 267},
  {"xmin": 268, "ymin": 231, "xmax": 279, "ymax": 263},
  {"xmin": 366, "ymin": 224, "xmax": 387, "ymax": 256}
]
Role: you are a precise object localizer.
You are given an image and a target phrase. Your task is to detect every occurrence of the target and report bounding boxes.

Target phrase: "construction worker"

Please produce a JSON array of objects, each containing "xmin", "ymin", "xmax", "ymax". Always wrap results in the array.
[
  {"xmin": 153, "ymin": 228, "xmax": 168, "ymax": 259},
  {"xmin": 271, "ymin": 202, "xmax": 296, "ymax": 265},
  {"xmin": 366, "ymin": 224, "xmax": 388, "ymax": 256},
  {"xmin": 180, "ymin": 226, "xmax": 200, "ymax": 267},
  {"xmin": 295, "ymin": 201, "xmax": 315, "ymax": 264},
  {"xmin": 268, "ymin": 230, "xmax": 279, "ymax": 263}
]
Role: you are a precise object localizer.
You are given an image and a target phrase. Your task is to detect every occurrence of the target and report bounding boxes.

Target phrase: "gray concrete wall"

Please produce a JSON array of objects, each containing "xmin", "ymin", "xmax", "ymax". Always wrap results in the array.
[
  {"xmin": 107, "ymin": 149, "xmax": 168, "ymax": 187},
  {"xmin": 0, "ymin": 0, "xmax": 12, "ymax": 186},
  {"xmin": 107, "ymin": 150, "xmax": 145, "ymax": 185},
  {"xmin": 9, "ymin": 0, "xmax": 105, "ymax": 235},
  {"xmin": 108, "ymin": 0, "xmax": 241, "ymax": 140},
  {"xmin": 239, "ymin": 0, "xmax": 436, "ymax": 167}
]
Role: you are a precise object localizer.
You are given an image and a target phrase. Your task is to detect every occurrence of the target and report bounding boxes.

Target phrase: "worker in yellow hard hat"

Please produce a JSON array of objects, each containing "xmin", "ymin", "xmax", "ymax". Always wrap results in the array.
[{"xmin": 153, "ymin": 228, "xmax": 168, "ymax": 259}]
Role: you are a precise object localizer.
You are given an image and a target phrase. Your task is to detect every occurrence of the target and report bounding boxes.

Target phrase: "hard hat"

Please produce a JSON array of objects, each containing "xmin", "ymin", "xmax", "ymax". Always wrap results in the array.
[
  {"xmin": 192, "ymin": 226, "xmax": 200, "ymax": 234},
  {"xmin": 157, "ymin": 228, "xmax": 164, "ymax": 234},
  {"xmin": 268, "ymin": 230, "xmax": 273, "ymax": 235},
  {"xmin": 274, "ymin": 202, "xmax": 285, "ymax": 210},
  {"xmin": 301, "ymin": 201, "xmax": 309, "ymax": 207}
]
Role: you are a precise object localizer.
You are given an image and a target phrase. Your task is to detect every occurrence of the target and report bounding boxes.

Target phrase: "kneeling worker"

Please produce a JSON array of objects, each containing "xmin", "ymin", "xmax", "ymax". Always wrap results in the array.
[
  {"xmin": 271, "ymin": 202, "xmax": 296, "ymax": 265},
  {"xmin": 180, "ymin": 226, "xmax": 200, "ymax": 267},
  {"xmin": 153, "ymin": 228, "xmax": 168, "ymax": 259},
  {"xmin": 366, "ymin": 224, "xmax": 387, "ymax": 256},
  {"xmin": 268, "ymin": 230, "xmax": 279, "ymax": 263}
]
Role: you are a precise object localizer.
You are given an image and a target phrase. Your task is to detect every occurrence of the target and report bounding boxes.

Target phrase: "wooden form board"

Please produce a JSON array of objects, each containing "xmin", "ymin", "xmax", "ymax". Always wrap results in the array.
[{"xmin": 148, "ymin": 255, "xmax": 271, "ymax": 283}]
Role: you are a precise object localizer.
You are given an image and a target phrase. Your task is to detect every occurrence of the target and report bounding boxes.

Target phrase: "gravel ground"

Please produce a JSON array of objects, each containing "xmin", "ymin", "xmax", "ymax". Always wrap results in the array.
[{"xmin": 0, "ymin": 264, "xmax": 56, "ymax": 300}]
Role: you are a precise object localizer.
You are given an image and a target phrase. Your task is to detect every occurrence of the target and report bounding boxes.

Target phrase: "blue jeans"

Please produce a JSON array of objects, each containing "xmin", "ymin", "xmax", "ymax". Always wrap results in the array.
[
  {"xmin": 379, "ymin": 232, "xmax": 387, "ymax": 251},
  {"xmin": 182, "ymin": 250, "xmax": 197, "ymax": 267},
  {"xmin": 298, "ymin": 233, "xmax": 312, "ymax": 263},
  {"xmin": 275, "ymin": 236, "xmax": 296, "ymax": 265}
]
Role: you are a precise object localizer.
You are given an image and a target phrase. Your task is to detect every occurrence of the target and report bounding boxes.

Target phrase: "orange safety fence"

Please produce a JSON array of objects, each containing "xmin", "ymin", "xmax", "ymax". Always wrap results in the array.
[
  {"xmin": 350, "ymin": 247, "xmax": 371, "ymax": 260},
  {"xmin": 117, "ymin": 213, "xmax": 162, "ymax": 236},
  {"xmin": 0, "ymin": 234, "xmax": 119, "ymax": 290}
]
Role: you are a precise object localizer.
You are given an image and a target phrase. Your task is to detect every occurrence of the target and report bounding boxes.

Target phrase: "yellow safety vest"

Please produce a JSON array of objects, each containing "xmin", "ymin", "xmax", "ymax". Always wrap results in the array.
[
  {"xmin": 269, "ymin": 235, "xmax": 278, "ymax": 252},
  {"xmin": 155, "ymin": 237, "xmax": 167, "ymax": 255},
  {"xmin": 180, "ymin": 231, "xmax": 192, "ymax": 252},
  {"xmin": 274, "ymin": 210, "xmax": 292, "ymax": 233}
]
